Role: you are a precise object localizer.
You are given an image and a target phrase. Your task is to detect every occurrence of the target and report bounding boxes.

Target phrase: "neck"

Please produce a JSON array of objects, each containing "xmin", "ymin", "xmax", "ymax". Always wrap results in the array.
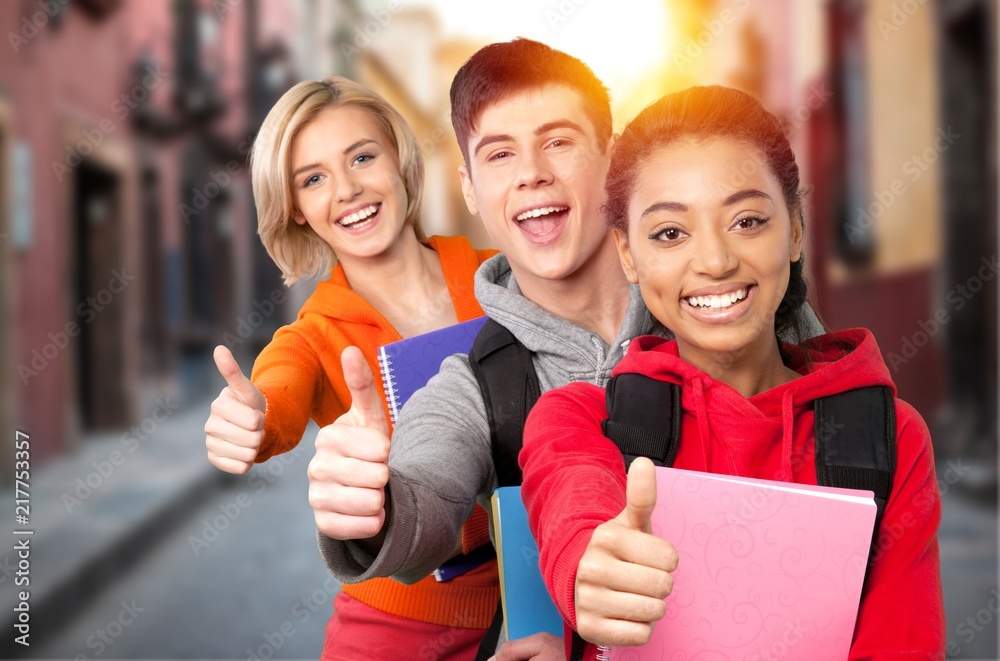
[
  {"xmin": 679, "ymin": 332, "xmax": 796, "ymax": 398},
  {"xmin": 515, "ymin": 237, "xmax": 631, "ymax": 345},
  {"xmin": 339, "ymin": 229, "xmax": 445, "ymax": 319}
]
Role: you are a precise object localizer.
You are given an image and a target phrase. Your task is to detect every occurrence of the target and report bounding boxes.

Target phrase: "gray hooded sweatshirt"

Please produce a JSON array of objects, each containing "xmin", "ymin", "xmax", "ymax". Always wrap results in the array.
[{"xmin": 317, "ymin": 253, "xmax": 823, "ymax": 585}]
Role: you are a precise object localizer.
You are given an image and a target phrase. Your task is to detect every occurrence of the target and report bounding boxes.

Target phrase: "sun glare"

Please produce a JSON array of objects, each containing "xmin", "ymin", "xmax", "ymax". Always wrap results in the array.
[
  {"xmin": 415, "ymin": 0, "xmax": 675, "ymax": 127},
  {"xmin": 545, "ymin": 1, "xmax": 673, "ymax": 96}
]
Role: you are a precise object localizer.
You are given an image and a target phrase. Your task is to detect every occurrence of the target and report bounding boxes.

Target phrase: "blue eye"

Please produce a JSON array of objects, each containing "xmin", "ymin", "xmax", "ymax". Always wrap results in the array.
[
  {"xmin": 302, "ymin": 174, "xmax": 321, "ymax": 188},
  {"xmin": 353, "ymin": 153, "xmax": 375, "ymax": 166}
]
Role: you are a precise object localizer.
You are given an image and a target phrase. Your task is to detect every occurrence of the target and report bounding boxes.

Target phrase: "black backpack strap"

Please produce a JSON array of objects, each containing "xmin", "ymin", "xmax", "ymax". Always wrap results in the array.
[
  {"xmin": 473, "ymin": 596, "xmax": 504, "ymax": 661},
  {"xmin": 468, "ymin": 318, "xmax": 542, "ymax": 488},
  {"xmin": 469, "ymin": 319, "xmax": 542, "ymax": 660},
  {"xmin": 602, "ymin": 373, "xmax": 682, "ymax": 471},
  {"xmin": 813, "ymin": 385, "xmax": 896, "ymax": 569},
  {"xmin": 569, "ymin": 632, "xmax": 588, "ymax": 661}
]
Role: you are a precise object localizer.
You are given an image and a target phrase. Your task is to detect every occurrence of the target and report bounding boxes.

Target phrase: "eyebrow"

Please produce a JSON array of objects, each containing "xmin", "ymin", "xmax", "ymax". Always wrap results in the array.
[
  {"xmin": 473, "ymin": 133, "xmax": 514, "ymax": 158},
  {"xmin": 291, "ymin": 139, "xmax": 378, "ymax": 178},
  {"xmin": 535, "ymin": 120, "xmax": 585, "ymax": 136},
  {"xmin": 472, "ymin": 120, "xmax": 586, "ymax": 158},
  {"xmin": 640, "ymin": 189, "xmax": 774, "ymax": 218},
  {"xmin": 722, "ymin": 188, "xmax": 773, "ymax": 206},
  {"xmin": 641, "ymin": 201, "xmax": 689, "ymax": 218},
  {"xmin": 343, "ymin": 138, "xmax": 377, "ymax": 155}
]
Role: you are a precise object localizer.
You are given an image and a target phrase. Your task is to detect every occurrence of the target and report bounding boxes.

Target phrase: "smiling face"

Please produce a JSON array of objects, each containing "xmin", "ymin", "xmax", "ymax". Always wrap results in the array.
[
  {"xmin": 615, "ymin": 136, "xmax": 803, "ymax": 364},
  {"xmin": 290, "ymin": 105, "xmax": 409, "ymax": 264},
  {"xmin": 458, "ymin": 84, "xmax": 614, "ymax": 294}
]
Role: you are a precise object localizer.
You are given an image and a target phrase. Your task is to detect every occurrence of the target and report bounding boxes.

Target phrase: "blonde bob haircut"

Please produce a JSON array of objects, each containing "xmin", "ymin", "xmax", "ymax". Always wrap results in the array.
[{"xmin": 251, "ymin": 76, "xmax": 426, "ymax": 285}]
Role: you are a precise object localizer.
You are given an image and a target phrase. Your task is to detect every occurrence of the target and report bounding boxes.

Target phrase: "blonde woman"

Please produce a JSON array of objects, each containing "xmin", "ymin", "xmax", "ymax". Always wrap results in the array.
[{"xmin": 203, "ymin": 77, "xmax": 498, "ymax": 660}]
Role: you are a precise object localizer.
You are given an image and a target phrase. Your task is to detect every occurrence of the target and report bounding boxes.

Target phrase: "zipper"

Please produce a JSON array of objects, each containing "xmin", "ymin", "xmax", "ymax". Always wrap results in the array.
[{"xmin": 591, "ymin": 336, "xmax": 606, "ymax": 385}]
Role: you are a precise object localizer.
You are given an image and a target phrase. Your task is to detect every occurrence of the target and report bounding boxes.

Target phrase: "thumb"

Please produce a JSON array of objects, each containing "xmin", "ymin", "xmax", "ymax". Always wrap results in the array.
[
  {"xmin": 341, "ymin": 346, "xmax": 389, "ymax": 434},
  {"xmin": 214, "ymin": 345, "xmax": 265, "ymax": 411},
  {"xmin": 621, "ymin": 457, "xmax": 658, "ymax": 533}
]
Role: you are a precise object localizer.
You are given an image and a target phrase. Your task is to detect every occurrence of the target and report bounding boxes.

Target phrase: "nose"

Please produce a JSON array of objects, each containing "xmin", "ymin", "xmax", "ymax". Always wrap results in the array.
[
  {"xmin": 692, "ymin": 227, "xmax": 738, "ymax": 278},
  {"xmin": 335, "ymin": 171, "xmax": 362, "ymax": 203},
  {"xmin": 513, "ymin": 149, "xmax": 554, "ymax": 189}
]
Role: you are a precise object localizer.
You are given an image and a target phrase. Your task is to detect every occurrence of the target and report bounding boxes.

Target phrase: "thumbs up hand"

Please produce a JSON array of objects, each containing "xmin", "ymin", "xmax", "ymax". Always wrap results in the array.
[
  {"xmin": 573, "ymin": 458, "xmax": 678, "ymax": 647},
  {"xmin": 205, "ymin": 345, "xmax": 268, "ymax": 474},
  {"xmin": 309, "ymin": 346, "xmax": 392, "ymax": 543}
]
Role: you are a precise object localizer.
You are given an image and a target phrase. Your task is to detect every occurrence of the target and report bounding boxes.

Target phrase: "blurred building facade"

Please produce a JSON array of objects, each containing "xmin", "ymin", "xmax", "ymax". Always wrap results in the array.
[
  {"xmin": 0, "ymin": 4, "xmax": 993, "ymax": 658},
  {"xmin": 0, "ymin": 0, "xmax": 996, "ymax": 482},
  {"xmin": 676, "ymin": 0, "xmax": 997, "ymax": 473},
  {"xmin": 0, "ymin": 0, "xmax": 493, "ymax": 472},
  {"xmin": 0, "ymin": 0, "xmax": 334, "ymax": 466},
  {"xmin": 815, "ymin": 0, "xmax": 996, "ymax": 469}
]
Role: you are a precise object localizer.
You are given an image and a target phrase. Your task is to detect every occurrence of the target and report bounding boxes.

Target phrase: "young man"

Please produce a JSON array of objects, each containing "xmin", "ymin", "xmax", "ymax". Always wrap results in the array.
[{"xmin": 306, "ymin": 39, "xmax": 822, "ymax": 658}]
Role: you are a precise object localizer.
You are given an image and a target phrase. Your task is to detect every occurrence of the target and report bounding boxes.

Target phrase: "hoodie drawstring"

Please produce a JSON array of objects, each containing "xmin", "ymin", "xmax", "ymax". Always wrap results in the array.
[
  {"xmin": 780, "ymin": 389, "xmax": 795, "ymax": 482},
  {"xmin": 691, "ymin": 376, "xmax": 713, "ymax": 471}
]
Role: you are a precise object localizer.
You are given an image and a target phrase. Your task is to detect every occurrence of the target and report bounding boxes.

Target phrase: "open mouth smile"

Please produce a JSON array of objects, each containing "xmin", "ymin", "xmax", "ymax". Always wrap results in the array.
[
  {"xmin": 685, "ymin": 287, "xmax": 749, "ymax": 310},
  {"xmin": 512, "ymin": 205, "xmax": 569, "ymax": 244},
  {"xmin": 337, "ymin": 203, "xmax": 381, "ymax": 230},
  {"xmin": 681, "ymin": 285, "xmax": 756, "ymax": 323}
]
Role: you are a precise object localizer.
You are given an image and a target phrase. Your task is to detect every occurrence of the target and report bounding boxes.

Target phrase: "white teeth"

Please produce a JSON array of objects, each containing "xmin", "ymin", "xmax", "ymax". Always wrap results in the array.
[
  {"xmin": 339, "ymin": 204, "xmax": 379, "ymax": 226},
  {"xmin": 515, "ymin": 206, "xmax": 568, "ymax": 221},
  {"xmin": 686, "ymin": 288, "xmax": 748, "ymax": 309}
]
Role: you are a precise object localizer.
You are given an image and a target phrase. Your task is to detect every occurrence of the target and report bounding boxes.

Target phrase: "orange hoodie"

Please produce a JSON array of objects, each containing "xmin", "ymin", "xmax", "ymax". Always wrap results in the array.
[{"xmin": 251, "ymin": 234, "xmax": 500, "ymax": 629}]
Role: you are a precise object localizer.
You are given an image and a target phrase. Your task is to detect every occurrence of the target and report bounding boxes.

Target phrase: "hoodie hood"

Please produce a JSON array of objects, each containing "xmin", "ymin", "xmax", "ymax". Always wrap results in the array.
[
  {"xmin": 612, "ymin": 328, "xmax": 895, "ymax": 482},
  {"xmin": 298, "ymin": 265, "xmax": 383, "ymax": 326},
  {"xmin": 296, "ymin": 235, "xmax": 486, "ymax": 328},
  {"xmin": 474, "ymin": 253, "xmax": 667, "ymax": 387}
]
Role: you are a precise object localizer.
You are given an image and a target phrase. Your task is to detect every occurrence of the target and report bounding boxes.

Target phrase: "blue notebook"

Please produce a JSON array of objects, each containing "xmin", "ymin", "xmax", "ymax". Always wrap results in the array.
[
  {"xmin": 491, "ymin": 486, "xmax": 565, "ymax": 640},
  {"xmin": 376, "ymin": 316, "xmax": 488, "ymax": 422}
]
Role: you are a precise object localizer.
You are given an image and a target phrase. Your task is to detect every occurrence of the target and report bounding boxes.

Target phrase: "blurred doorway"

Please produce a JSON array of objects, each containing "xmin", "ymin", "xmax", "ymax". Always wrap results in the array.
[
  {"xmin": 177, "ymin": 143, "xmax": 235, "ymax": 400},
  {"xmin": 72, "ymin": 160, "xmax": 129, "ymax": 430},
  {"xmin": 937, "ymin": 0, "xmax": 998, "ymax": 474},
  {"xmin": 140, "ymin": 163, "xmax": 169, "ymax": 378}
]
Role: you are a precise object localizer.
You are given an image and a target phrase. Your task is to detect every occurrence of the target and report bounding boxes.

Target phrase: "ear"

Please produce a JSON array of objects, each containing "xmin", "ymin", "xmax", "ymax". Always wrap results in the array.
[
  {"xmin": 594, "ymin": 132, "xmax": 616, "ymax": 165},
  {"xmin": 789, "ymin": 209, "xmax": 803, "ymax": 263},
  {"xmin": 613, "ymin": 228, "xmax": 640, "ymax": 284},
  {"xmin": 458, "ymin": 165, "xmax": 479, "ymax": 216},
  {"xmin": 291, "ymin": 208, "xmax": 307, "ymax": 226},
  {"xmin": 607, "ymin": 132, "xmax": 619, "ymax": 154}
]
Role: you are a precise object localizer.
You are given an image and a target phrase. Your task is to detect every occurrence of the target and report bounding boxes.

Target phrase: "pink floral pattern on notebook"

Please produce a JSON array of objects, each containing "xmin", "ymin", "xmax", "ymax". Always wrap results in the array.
[{"xmin": 610, "ymin": 467, "xmax": 876, "ymax": 661}]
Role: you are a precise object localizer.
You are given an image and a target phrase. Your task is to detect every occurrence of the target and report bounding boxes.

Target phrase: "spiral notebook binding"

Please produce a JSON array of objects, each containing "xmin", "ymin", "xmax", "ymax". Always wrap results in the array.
[
  {"xmin": 596, "ymin": 646, "xmax": 611, "ymax": 661},
  {"xmin": 377, "ymin": 347, "xmax": 400, "ymax": 423}
]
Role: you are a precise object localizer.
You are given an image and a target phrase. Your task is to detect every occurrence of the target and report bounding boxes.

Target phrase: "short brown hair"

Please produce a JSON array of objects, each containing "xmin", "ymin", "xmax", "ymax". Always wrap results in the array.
[
  {"xmin": 449, "ymin": 38, "xmax": 612, "ymax": 165},
  {"xmin": 252, "ymin": 77, "xmax": 425, "ymax": 285}
]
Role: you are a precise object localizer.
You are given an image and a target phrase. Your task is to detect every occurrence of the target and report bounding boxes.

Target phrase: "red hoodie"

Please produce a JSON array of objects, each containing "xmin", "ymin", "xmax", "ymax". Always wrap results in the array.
[{"xmin": 520, "ymin": 328, "xmax": 944, "ymax": 660}]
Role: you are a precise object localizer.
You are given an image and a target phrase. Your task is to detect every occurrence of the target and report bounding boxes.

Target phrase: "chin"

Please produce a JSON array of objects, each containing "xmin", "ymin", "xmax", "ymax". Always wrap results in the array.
[
  {"xmin": 675, "ymin": 325, "xmax": 753, "ymax": 355},
  {"xmin": 528, "ymin": 256, "xmax": 580, "ymax": 282},
  {"xmin": 346, "ymin": 237, "xmax": 396, "ymax": 260},
  {"xmin": 715, "ymin": 331, "xmax": 774, "ymax": 355}
]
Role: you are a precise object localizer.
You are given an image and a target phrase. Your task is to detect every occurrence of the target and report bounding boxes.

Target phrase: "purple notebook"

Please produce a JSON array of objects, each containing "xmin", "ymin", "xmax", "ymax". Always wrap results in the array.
[{"xmin": 376, "ymin": 317, "xmax": 488, "ymax": 422}]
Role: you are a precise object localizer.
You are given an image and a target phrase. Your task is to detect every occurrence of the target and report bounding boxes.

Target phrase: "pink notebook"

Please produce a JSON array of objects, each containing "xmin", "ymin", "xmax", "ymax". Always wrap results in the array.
[{"xmin": 608, "ymin": 467, "xmax": 877, "ymax": 661}]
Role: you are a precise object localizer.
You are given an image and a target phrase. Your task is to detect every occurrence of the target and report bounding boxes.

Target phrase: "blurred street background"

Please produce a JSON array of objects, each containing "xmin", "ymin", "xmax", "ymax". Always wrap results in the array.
[{"xmin": 0, "ymin": 0, "xmax": 996, "ymax": 658}]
